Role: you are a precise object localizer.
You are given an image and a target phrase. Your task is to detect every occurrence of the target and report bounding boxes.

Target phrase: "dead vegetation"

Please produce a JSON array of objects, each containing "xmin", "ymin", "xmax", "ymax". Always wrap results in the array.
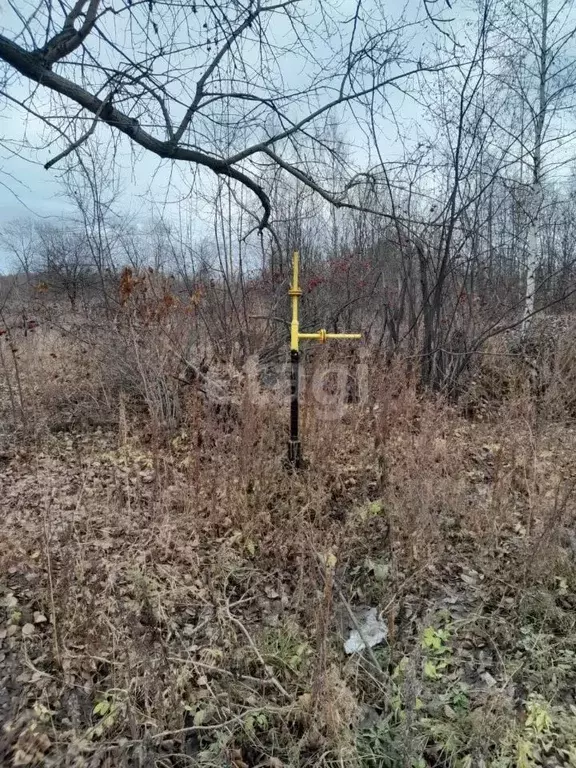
[{"xmin": 1, "ymin": 312, "xmax": 576, "ymax": 768}]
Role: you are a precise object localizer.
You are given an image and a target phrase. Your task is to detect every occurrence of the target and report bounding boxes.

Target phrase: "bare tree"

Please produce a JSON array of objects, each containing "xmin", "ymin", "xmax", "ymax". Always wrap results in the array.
[
  {"xmin": 36, "ymin": 223, "xmax": 92, "ymax": 310},
  {"xmin": 491, "ymin": 0, "xmax": 576, "ymax": 330},
  {"xmin": 0, "ymin": 219, "xmax": 38, "ymax": 279},
  {"xmin": 60, "ymin": 140, "xmax": 123, "ymax": 312},
  {"xmin": 0, "ymin": 0, "xmax": 452, "ymax": 236}
]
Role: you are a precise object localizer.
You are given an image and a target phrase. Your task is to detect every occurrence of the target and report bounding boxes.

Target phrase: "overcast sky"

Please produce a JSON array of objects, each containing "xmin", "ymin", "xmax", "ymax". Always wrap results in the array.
[
  {"xmin": 0, "ymin": 111, "xmax": 221, "ymax": 270},
  {"xmin": 4, "ymin": 0, "xmax": 573, "ymax": 272},
  {"xmin": 0, "ymin": 0, "xmax": 449, "ymax": 272}
]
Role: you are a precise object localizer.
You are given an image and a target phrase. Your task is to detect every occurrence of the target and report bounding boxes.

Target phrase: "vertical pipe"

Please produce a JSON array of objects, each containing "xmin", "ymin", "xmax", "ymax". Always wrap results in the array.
[
  {"xmin": 288, "ymin": 349, "xmax": 301, "ymax": 467},
  {"xmin": 290, "ymin": 250, "xmax": 300, "ymax": 353},
  {"xmin": 288, "ymin": 251, "xmax": 302, "ymax": 467}
]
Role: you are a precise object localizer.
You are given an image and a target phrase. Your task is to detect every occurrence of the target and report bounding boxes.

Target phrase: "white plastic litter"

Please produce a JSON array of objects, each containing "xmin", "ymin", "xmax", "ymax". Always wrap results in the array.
[{"xmin": 344, "ymin": 607, "xmax": 388, "ymax": 655}]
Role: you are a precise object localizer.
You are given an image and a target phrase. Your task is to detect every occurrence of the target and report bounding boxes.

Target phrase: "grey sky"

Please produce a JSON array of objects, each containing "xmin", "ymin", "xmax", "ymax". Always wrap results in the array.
[
  {"xmin": 2, "ymin": 0, "xmax": 575, "ymax": 273},
  {"xmin": 0, "ymin": 0, "xmax": 441, "ymax": 273}
]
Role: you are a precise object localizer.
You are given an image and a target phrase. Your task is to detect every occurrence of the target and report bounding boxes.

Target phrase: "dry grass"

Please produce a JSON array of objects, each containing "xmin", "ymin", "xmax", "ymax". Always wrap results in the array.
[{"xmin": 2, "ymin": 320, "xmax": 576, "ymax": 767}]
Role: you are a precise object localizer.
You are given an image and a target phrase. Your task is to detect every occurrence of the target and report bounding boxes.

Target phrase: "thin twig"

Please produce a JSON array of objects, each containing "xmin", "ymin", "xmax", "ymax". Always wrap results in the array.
[
  {"xmin": 224, "ymin": 604, "xmax": 292, "ymax": 699},
  {"xmin": 44, "ymin": 93, "xmax": 112, "ymax": 170},
  {"xmin": 42, "ymin": 494, "xmax": 61, "ymax": 667},
  {"xmin": 150, "ymin": 704, "xmax": 293, "ymax": 740}
]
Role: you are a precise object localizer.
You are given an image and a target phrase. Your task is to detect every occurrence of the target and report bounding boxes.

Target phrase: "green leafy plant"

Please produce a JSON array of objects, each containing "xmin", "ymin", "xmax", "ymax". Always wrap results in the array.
[
  {"xmin": 244, "ymin": 711, "xmax": 269, "ymax": 738},
  {"xmin": 260, "ymin": 621, "xmax": 312, "ymax": 677},
  {"xmin": 422, "ymin": 626, "xmax": 451, "ymax": 680},
  {"xmin": 492, "ymin": 694, "xmax": 576, "ymax": 768},
  {"xmin": 88, "ymin": 693, "xmax": 125, "ymax": 740}
]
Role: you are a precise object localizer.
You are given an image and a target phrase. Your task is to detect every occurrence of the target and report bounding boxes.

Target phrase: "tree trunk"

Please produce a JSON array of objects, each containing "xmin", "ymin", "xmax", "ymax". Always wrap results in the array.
[{"xmin": 521, "ymin": 0, "xmax": 547, "ymax": 334}]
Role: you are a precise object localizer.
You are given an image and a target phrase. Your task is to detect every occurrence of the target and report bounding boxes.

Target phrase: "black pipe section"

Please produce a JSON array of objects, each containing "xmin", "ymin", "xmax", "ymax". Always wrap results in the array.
[{"xmin": 288, "ymin": 349, "xmax": 302, "ymax": 468}]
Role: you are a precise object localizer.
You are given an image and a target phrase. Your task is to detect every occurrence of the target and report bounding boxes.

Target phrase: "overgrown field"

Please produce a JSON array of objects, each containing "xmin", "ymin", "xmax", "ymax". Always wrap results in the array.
[{"xmin": 2, "ymin": 323, "xmax": 576, "ymax": 767}]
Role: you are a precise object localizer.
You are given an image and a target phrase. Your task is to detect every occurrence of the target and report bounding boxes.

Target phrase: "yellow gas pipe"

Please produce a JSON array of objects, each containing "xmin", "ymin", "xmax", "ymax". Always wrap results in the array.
[{"xmin": 288, "ymin": 251, "xmax": 362, "ymax": 467}]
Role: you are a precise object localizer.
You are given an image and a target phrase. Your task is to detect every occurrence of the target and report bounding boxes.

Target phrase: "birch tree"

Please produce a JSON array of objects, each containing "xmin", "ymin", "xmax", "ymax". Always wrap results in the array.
[{"xmin": 494, "ymin": 0, "xmax": 576, "ymax": 330}]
